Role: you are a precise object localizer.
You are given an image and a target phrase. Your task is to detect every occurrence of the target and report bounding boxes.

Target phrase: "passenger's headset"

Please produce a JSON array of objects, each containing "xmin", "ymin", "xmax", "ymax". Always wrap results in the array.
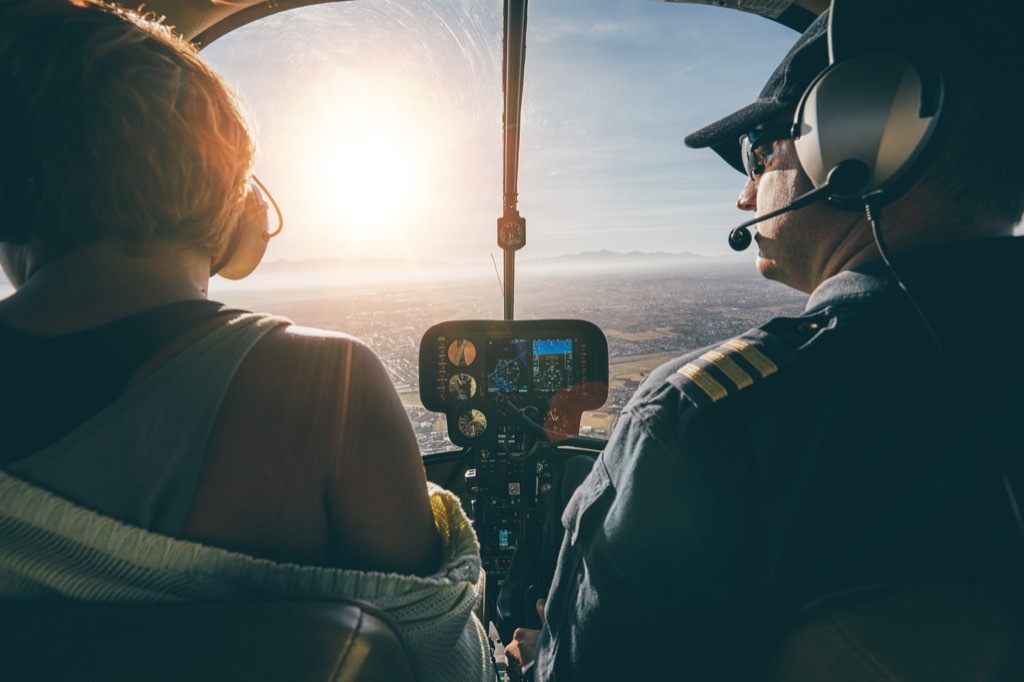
[
  {"xmin": 0, "ymin": 175, "xmax": 282, "ymax": 281},
  {"xmin": 211, "ymin": 177, "xmax": 282, "ymax": 280}
]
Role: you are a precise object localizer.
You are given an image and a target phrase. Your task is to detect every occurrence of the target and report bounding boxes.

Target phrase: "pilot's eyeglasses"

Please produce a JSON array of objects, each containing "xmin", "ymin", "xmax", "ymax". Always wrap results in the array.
[{"xmin": 740, "ymin": 123, "xmax": 796, "ymax": 181}]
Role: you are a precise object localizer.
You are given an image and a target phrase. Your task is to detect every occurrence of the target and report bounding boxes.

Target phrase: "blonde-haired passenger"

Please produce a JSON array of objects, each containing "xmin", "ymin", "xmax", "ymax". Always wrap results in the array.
[{"xmin": 0, "ymin": 2, "xmax": 491, "ymax": 679}]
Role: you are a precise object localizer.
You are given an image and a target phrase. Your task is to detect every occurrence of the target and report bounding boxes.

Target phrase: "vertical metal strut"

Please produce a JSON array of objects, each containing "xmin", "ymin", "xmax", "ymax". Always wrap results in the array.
[{"xmin": 498, "ymin": 0, "xmax": 528, "ymax": 321}]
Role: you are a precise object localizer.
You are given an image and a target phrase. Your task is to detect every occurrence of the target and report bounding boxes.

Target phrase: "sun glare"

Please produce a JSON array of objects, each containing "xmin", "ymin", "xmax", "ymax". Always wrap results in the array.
[
  {"xmin": 321, "ymin": 134, "xmax": 417, "ymax": 221},
  {"xmin": 285, "ymin": 70, "xmax": 433, "ymax": 257}
]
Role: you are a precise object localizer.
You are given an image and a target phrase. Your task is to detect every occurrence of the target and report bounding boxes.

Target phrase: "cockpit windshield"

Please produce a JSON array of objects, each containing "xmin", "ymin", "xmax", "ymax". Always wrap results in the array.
[{"xmin": 201, "ymin": 0, "xmax": 805, "ymax": 454}]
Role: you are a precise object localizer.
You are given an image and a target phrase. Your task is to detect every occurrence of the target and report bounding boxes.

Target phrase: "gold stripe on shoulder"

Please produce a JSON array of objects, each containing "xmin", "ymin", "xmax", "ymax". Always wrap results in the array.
[
  {"xmin": 701, "ymin": 348, "xmax": 754, "ymax": 390},
  {"xmin": 678, "ymin": 362, "xmax": 728, "ymax": 402},
  {"xmin": 723, "ymin": 338, "xmax": 778, "ymax": 378}
]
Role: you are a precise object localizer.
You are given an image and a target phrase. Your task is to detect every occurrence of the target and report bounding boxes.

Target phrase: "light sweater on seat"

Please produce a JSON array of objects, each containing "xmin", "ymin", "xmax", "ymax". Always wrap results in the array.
[{"xmin": 0, "ymin": 472, "xmax": 494, "ymax": 682}]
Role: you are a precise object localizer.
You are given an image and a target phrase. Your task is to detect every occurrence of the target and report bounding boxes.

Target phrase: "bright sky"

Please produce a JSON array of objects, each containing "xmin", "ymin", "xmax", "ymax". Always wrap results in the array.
[{"xmin": 202, "ymin": 0, "xmax": 799, "ymax": 266}]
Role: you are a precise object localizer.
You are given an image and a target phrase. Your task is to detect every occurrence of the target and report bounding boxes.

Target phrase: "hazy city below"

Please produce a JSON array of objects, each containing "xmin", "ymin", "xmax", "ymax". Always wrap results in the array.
[{"xmin": 210, "ymin": 252, "xmax": 808, "ymax": 454}]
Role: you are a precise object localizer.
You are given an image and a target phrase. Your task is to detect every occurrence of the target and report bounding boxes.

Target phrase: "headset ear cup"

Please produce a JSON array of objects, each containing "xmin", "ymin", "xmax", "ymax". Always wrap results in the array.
[
  {"xmin": 214, "ymin": 184, "xmax": 271, "ymax": 280},
  {"xmin": 793, "ymin": 52, "xmax": 943, "ymax": 205}
]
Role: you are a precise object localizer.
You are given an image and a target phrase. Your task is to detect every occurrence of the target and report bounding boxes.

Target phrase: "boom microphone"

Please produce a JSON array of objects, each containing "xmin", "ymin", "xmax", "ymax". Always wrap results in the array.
[
  {"xmin": 727, "ymin": 185, "xmax": 831, "ymax": 251},
  {"xmin": 727, "ymin": 159, "xmax": 871, "ymax": 251}
]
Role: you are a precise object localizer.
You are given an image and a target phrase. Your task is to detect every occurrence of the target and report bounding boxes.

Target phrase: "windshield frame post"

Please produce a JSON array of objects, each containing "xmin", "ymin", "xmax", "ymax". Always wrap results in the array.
[{"xmin": 500, "ymin": 0, "xmax": 528, "ymax": 321}]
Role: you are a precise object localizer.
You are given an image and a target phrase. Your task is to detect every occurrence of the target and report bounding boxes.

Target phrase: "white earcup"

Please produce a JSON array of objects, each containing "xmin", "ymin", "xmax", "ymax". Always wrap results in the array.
[{"xmin": 794, "ymin": 52, "xmax": 942, "ymax": 203}]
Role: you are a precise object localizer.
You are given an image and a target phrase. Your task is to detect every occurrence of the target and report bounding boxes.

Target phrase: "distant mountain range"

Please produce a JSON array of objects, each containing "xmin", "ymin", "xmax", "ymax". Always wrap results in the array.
[
  {"xmin": 520, "ymin": 249, "xmax": 707, "ymax": 265},
  {"xmin": 258, "ymin": 249, "xmax": 729, "ymax": 272}
]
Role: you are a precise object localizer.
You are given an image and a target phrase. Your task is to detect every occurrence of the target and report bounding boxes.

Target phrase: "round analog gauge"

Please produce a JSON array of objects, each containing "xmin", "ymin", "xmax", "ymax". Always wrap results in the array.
[
  {"xmin": 448, "ymin": 373, "xmax": 478, "ymax": 401},
  {"xmin": 457, "ymin": 409, "xmax": 488, "ymax": 438},
  {"xmin": 546, "ymin": 406, "xmax": 563, "ymax": 427},
  {"xmin": 447, "ymin": 339, "xmax": 477, "ymax": 367},
  {"xmin": 499, "ymin": 219, "xmax": 525, "ymax": 249}
]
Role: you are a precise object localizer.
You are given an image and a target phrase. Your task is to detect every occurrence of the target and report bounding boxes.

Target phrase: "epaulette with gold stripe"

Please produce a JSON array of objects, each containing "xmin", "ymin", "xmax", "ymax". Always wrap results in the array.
[{"xmin": 669, "ymin": 329, "xmax": 798, "ymax": 409}]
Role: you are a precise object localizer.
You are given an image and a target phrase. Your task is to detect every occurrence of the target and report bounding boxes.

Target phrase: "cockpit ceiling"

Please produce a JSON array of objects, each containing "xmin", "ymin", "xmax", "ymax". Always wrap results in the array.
[
  {"xmin": 142, "ymin": 0, "xmax": 830, "ymax": 45},
  {"xmin": 662, "ymin": 0, "xmax": 830, "ymax": 32},
  {"xmin": 141, "ymin": 0, "xmax": 347, "ymax": 45}
]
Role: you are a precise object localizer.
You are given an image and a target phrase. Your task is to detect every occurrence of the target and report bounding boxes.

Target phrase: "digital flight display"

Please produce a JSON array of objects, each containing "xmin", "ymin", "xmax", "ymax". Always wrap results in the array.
[
  {"xmin": 483, "ymin": 338, "xmax": 574, "ymax": 394},
  {"xmin": 532, "ymin": 339, "xmax": 573, "ymax": 392},
  {"xmin": 486, "ymin": 339, "xmax": 530, "ymax": 394}
]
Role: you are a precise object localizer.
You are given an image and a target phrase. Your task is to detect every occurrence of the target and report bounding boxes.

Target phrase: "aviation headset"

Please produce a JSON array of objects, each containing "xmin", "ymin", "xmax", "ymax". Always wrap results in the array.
[
  {"xmin": 789, "ymin": 4, "xmax": 944, "ymax": 208},
  {"xmin": 212, "ymin": 177, "xmax": 284, "ymax": 280},
  {"xmin": 792, "ymin": 54, "xmax": 942, "ymax": 207},
  {"xmin": 724, "ymin": 1, "xmax": 949, "ymax": 251},
  {"xmin": 0, "ymin": 175, "xmax": 281, "ymax": 280}
]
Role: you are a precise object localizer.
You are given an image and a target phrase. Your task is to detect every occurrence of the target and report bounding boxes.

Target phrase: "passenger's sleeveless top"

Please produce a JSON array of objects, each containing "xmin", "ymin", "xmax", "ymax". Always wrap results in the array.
[
  {"xmin": 2, "ymin": 300, "xmax": 232, "ymax": 460},
  {"xmin": 2, "ymin": 305, "xmax": 289, "ymax": 536}
]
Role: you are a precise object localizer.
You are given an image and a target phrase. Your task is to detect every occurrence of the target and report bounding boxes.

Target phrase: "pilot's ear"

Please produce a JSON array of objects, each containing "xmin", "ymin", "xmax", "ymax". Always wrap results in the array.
[{"xmin": 213, "ymin": 183, "xmax": 271, "ymax": 280}]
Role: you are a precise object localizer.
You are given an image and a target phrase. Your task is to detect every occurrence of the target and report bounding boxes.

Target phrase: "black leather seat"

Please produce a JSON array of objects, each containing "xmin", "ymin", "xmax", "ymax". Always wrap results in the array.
[
  {"xmin": 0, "ymin": 598, "xmax": 415, "ymax": 682},
  {"xmin": 761, "ymin": 584, "xmax": 1024, "ymax": 681}
]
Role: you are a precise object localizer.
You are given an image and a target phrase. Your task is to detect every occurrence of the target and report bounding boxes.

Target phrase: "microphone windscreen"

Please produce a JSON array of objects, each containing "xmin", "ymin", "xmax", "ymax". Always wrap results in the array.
[{"xmin": 728, "ymin": 227, "xmax": 752, "ymax": 251}]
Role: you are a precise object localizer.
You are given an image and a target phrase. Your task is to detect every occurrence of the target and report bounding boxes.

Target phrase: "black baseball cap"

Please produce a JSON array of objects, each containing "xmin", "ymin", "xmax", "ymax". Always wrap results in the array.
[
  {"xmin": 684, "ymin": 0, "xmax": 1022, "ymax": 177},
  {"xmin": 683, "ymin": 11, "xmax": 830, "ymax": 176}
]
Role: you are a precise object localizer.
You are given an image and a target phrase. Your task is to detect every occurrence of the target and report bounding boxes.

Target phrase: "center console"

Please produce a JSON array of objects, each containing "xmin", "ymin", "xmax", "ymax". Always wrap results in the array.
[{"xmin": 419, "ymin": 319, "xmax": 609, "ymax": 634}]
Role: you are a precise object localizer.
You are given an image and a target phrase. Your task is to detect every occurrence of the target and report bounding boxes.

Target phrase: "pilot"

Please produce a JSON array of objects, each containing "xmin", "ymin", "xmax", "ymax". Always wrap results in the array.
[
  {"xmin": 513, "ymin": 0, "xmax": 1024, "ymax": 679},
  {"xmin": 0, "ymin": 2, "xmax": 491, "ymax": 680}
]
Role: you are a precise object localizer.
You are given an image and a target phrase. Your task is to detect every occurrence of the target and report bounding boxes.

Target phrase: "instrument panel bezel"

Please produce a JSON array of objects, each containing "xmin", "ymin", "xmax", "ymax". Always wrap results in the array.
[{"xmin": 419, "ymin": 319, "xmax": 609, "ymax": 446}]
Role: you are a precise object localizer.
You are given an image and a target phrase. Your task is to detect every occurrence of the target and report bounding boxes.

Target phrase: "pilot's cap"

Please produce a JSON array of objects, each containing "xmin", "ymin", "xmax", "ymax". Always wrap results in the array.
[
  {"xmin": 683, "ymin": 11, "xmax": 829, "ymax": 176},
  {"xmin": 684, "ymin": 0, "xmax": 1022, "ymax": 177}
]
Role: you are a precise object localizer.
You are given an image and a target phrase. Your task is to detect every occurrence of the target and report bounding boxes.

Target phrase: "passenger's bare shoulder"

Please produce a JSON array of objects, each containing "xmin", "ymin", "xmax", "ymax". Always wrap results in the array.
[
  {"xmin": 240, "ymin": 324, "xmax": 380, "ymax": 384},
  {"xmin": 206, "ymin": 320, "xmax": 440, "ymax": 573},
  {"xmin": 229, "ymin": 323, "xmax": 401, "ymax": 454},
  {"xmin": 256, "ymin": 323, "xmax": 364, "ymax": 349}
]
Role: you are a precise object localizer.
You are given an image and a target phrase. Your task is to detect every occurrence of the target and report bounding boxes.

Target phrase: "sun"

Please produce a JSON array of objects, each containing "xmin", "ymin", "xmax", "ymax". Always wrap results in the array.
[
  {"xmin": 285, "ymin": 69, "xmax": 433, "ymax": 256},
  {"xmin": 312, "ymin": 125, "xmax": 419, "ymax": 226}
]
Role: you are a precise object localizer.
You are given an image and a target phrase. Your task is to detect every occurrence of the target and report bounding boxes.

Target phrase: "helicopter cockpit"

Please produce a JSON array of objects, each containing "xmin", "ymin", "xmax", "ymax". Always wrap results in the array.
[
  {"xmin": 182, "ymin": 0, "xmax": 809, "ymax": 656},
  {"xmin": 4, "ymin": 0, "xmax": 1024, "ymax": 680}
]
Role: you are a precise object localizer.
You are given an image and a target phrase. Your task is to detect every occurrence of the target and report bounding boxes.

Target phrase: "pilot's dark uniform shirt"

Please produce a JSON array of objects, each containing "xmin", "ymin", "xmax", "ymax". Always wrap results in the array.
[{"xmin": 532, "ymin": 236, "xmax": 1024, "ymax": 681}]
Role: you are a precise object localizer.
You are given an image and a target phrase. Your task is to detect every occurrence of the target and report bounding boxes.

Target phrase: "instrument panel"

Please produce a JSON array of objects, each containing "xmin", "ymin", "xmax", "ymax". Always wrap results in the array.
[{"xmin": 419, "ymin": 319, "xmax": 609, "ymax": 447}]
